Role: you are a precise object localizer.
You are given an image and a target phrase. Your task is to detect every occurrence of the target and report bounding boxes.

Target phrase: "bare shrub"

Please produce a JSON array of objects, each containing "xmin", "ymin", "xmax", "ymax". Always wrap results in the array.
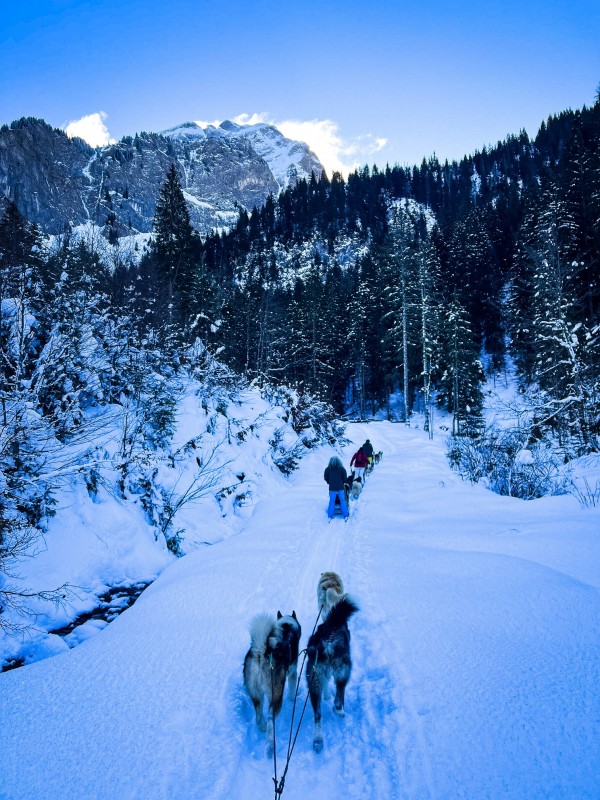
[{"xmin": 446, "ymin": 427, "xmax": 569, "ymax": 499}]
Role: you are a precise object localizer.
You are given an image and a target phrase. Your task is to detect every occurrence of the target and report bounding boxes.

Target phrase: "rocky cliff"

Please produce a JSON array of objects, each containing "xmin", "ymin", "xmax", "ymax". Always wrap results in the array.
[{"xmin": 0, "ymin": 117, "xmax": 323, "ymax": 236}]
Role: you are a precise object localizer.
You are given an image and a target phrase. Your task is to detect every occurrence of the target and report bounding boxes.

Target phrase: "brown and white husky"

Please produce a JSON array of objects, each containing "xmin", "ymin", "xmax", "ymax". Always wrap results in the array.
[{"xmin": 317, "ymin": 571, "xmax": 345, "ymax": 615}]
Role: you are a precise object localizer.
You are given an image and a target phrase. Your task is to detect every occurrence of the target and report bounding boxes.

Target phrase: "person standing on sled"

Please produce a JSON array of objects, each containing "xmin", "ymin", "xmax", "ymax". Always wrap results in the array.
[
  {"xmin": 350, "ymin": 446, "xmax": 369, "ymax": 482},
  {"xmin": 363, "ymin": 439, "xmax": 374, "ymax": 470},
  {"xmin": 324, "ymin": 456, "xmax": 349, "ymax": 520}
]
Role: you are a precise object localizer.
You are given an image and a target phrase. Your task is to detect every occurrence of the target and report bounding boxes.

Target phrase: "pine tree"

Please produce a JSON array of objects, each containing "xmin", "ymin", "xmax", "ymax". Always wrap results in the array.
[
  {"xmin": 0, "ymin": 200, "xmax": 44, "ymax": 277},
  {"xmin": 34, "ymin": 241, "xmax": 111, "ymax": 439},
  {"xmin": 0, "ymin": 201, "xmax": 45, "ymax": 428},
  {"xmin": 346, "ymin": 253, "xmax": 386, "ymax": 417},
  {"xmin": 143, "ymin": 164, "xmax": 199, "ymax": 336},
  {"xmin": 446, "ymin": 209, "xmax": 501, "ymax": 362},
  {"xmin": 374, "ymin": 205, "xmax": 440, "ymax": 424},
  {"xmin": 439, "ymin": 298, "xmax": 485, "ymax": 436},
  {"xmin": 379, "ymin": 209, "xmax": 420, "ymax": 422},
  {"xmin": 528, "ymin": 179, "xmax": 594, "ymax": 450},
  {"xmin": 289, "ymin": 254, "xmax": 333, "ymax": 398},
  {"xmin": 416, "ymin": 235, "xmax": 442, "ymax": 435}
]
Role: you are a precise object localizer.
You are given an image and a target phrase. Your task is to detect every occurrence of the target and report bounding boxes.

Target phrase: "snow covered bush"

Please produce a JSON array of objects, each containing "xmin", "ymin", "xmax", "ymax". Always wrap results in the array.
[
  {"xmin": 268, "ymin": 428, "xmax": 305, "ymax": 475},
  {"xmin": 569, "ymin": 477, "xmax": 600, "ymax": 508},
  {"xmin": 261, "ymin": 385, "xmax": 347, "ymax": 446},
  {"xmin": 446, "ymin": 427, "xmax": 569, "ymax": 499}
]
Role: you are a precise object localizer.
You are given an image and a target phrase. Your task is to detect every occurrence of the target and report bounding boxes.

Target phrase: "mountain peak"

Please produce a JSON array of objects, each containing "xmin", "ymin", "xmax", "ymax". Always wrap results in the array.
[
  {"xmin": 161, "ymin": 122, "xmax": 205, "ymax": 140},
  {"xmin": 0, "ymin": 115, "xmax": 323, "ymax": 238},
  {"xmin": 219, "ymin": 120, "xmax": 242, "ymax": 132}
]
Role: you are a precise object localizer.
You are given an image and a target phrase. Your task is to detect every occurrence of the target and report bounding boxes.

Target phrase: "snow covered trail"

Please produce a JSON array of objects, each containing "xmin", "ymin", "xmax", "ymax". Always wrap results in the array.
[{"xmin": 1, "ymin": 422, "xmax": 600, "ymax": 799}]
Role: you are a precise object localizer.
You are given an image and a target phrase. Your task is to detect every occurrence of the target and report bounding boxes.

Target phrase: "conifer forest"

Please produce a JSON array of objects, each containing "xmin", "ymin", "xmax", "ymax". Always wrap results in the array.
[{"xmin": 1, "ymin": 99, "xmax": 599, "ymax": 544}]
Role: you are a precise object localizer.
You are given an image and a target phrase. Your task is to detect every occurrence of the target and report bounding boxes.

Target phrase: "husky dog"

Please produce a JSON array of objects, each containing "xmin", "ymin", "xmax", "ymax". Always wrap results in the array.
[
  {"xmin": 243, "ymin": 610, "xmax": 301, "ymax": 756},
  {"xmin": 306, "ymin": 595, "xmax": 359, "ymax": 752},
  {"xmin": 374, "ymin": 451, "xmax": 383, "ymax": 464},
  {"xmin": 317, "ymin": 571, "xmax": 344, "ymax": 615},
  {"xmin": 351, "ymin": 476, "xmax": 363, "ymax": 499}
]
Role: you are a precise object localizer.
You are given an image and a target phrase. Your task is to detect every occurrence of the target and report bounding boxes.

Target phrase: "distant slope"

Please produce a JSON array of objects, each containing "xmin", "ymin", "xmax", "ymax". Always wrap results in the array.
[
  {"xmin": 162, "ymin": 119, "xmax": 322, "ymax": 190},
  {"xmin": 0, "ymin": 117, "xmax": 323, "ymax": 236}
]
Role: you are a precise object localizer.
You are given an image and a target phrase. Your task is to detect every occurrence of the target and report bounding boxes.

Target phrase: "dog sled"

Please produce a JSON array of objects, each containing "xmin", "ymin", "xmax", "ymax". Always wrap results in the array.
[
  {"xmin": 329, "ymin": 474, "xmax": 353, "ymax": 520},
  {"xmin": 331, "ymin": 492, "xmax": 348, "ymax": 519}
]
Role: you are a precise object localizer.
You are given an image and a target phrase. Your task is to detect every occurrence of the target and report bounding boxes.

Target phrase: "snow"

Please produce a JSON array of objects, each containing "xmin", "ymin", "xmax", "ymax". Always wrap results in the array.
[
  {"xmin": 164, "ymin": 119, "xmax": 321, "ymax": 189},
  {"xmin": 1, "ymin": 421, "xmax": 600, "ymax": 799},
  {"xmin": 46, "ymin": 223, "xmax": 153, "ymax": 268},
  {"xmin": 182, "ymin": 191, "xmax": 216, "ymax": 210},
  {"xmin": 515, "ymin": 447, "xmax": 534, "ymax": 465},
  {"xmin": 161, "ymin": 122, "xmax": 207, "ymax": 141}
]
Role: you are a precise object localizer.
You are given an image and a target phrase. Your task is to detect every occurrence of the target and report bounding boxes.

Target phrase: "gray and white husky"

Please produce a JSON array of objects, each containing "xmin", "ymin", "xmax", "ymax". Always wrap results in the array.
[
  {"xmin": 243, "ymin": 610, "xmax": 301, "ymax": 756},
  {"xmin": 307, "ymin": 594, "xmax": 359, "ymax": 752}
]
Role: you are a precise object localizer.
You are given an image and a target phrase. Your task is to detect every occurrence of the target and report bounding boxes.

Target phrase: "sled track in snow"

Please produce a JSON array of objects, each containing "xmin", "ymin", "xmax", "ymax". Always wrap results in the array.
[
  {"xmin": 226, "ymin": 424, "xmax": 437, "ymax": 799},
  {"xmin": 341, "ymin": 490, "xmax": 436, "ymax": 800},
  {"xmin": 264, "ymin": 428, "xmax": 436, "ymax": 800}
]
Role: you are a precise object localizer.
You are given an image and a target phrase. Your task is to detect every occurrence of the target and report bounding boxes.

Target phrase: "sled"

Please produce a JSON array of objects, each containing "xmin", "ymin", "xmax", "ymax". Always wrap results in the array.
[{"xmin": 329, "ymin": 490, "xmax": 350, "ymax": 522}]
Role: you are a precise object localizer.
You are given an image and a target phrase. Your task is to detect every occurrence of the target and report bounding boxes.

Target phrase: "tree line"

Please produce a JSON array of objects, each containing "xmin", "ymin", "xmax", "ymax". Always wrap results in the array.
[
  {"xmin": 1, "ymin": 98, "xmax": 599, "ymax": 531},
  {"xmin": 5, "ymin": 97, "xmax": 596, "ymax": 629},
  {"xmin": 193, "ymin": 99, "xmax": 600, "ymax": 449}
]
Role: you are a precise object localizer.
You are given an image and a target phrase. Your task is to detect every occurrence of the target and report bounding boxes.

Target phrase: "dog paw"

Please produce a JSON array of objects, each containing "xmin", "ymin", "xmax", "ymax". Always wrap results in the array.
[
  {"xmin": 313, "ymin": 736, "xmax": 323, "ymax": 753},
  {"xmin": 333, "ymin": 705, "xmax": 346, "ymax": 717}
]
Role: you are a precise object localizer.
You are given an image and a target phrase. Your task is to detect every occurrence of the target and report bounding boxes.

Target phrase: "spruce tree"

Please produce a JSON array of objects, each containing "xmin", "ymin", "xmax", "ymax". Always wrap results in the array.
[
  {"xmin": 439, "ymin": 298, "xmax": 485, "ymax": 436},
  {"xmin": 143, "ymin": 164, "xmax": 198, "ymax": 336},
  {"xmin": 378, "ymin": 208, "xmax": 422, "ymax": 422},
  {"xmin": 528, "ymin": 179, "xmax": 593, "ymax": 449}
]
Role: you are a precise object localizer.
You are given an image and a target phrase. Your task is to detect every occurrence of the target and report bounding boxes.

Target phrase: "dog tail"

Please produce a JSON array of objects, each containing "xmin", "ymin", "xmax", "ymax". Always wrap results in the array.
[
  {"xmin": 324, "ymin": 587, "xmax": 343, "ymax": 610},
  {"xmin": 323, "ymin": 595, "xmax": 359, "ymax": 629},
  {"xmin": 248, "ymin": 613, "xmax": 275, "ymax": 656}
]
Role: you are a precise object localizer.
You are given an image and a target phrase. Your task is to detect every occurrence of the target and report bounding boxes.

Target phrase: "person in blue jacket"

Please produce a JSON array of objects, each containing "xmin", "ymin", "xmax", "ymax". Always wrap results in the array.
[{"xmin": 324, "ymin": 456, "xmax": 349, "ymax": 519}]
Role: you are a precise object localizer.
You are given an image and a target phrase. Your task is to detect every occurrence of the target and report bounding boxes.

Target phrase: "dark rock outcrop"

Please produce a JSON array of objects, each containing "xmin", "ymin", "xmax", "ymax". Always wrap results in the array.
[{"xmin": 0, "ymin": 117, "xmax": 323, "ymax": 236}]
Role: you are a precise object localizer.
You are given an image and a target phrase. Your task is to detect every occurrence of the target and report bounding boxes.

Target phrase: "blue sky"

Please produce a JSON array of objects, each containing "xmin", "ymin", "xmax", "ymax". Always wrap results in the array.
[{"xmin": 1, "ymin": 0, "xmax": 598, "ymax": 174}]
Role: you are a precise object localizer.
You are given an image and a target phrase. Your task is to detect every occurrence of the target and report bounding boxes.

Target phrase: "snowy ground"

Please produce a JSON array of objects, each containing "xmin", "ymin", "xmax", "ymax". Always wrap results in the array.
[{"xmin": 1, "ymin": 421, "xmax": 599, "ymax": 800}]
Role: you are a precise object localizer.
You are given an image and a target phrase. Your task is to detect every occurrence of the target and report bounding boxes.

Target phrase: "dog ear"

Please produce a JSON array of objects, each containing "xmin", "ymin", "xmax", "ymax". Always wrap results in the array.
[
  {"xmin": 292, "ymin": 610, "xmax": 297, "ymax": 620},
  {"xmin": 277, "ymin": 610, "xmax": 282, "ymax": 619}
]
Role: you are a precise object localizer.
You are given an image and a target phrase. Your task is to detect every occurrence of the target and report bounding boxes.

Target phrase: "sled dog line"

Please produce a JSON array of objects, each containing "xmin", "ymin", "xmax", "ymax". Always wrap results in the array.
[{"xmin": 243, "ymin": 571, "xmax": 359, "ymax": 765}]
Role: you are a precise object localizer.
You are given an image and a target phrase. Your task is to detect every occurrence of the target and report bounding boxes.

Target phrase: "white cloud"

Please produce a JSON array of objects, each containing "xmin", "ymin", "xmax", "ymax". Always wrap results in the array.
[
  {"xmin": 269, "ymin": 117, "xmax": 388, "ymax": 177},
  {"xmin": 194, "ymin": 118, "xmax": 224, "ymax": 129},
  {"xmin": 64, "ymin": 112, "xmax": 116, "ymax": 148},
  {"xmin": 277, "ymin": 119, "xmax": 348, "ymax": 175},
  {"xmin": 232, "ymin": 113, "xmax": 271, "ymax": 127},
  {"xmin": 196, "ymin": 112, "xmax": 388, "ymax": 177}
]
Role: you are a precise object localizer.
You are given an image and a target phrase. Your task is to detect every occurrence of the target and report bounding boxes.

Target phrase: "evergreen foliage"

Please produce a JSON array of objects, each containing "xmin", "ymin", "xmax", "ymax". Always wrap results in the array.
[
  {"xmin": 1, "ymin": 98, "xmax": 599, "ymax": 573},
  {"xmin": 0, "ymin": 197, "xmax": 345, "ymax": 610},
  {"xmin": 194, "ymin": 98, "xmax": 599, "ymax": 448},
  {"xmin": 139, "ymin": 164, "xmax": 200, "ymax": 337}
]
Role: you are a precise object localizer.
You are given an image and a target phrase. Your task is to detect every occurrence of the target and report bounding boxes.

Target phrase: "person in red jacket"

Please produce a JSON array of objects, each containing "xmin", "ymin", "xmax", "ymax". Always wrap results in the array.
[{"xmin": 350, "ymin": 446, "xmax": 369, "ymax": 482}]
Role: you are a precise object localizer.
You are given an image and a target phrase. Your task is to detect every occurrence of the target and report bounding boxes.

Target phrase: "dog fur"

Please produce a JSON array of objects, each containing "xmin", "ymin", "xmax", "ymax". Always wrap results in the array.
[
  {"xmin": 350, "ymin": 478, "xmax": 363, "ymax": 499},
  {"xmin": 243, "ymin": 610, "xmax": 301, "ymax": 756},
  {"xmin": 373, "ymin": 451, "xmax": 383, "ymax": 464},
  {"xmin": 306, "ymin": 595, "xmax": 359, "ymax": 752},
  {"xmin": 317, "ymin": 571, "xmax": 344, "ymax": 615}
]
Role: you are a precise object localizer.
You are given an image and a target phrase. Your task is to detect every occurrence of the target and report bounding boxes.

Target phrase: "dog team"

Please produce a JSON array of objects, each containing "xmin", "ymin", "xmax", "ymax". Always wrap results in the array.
[
  {"xmin": 243, "ymin": 571, "xmax": 359, "ymax": 755},
  {"xmin": 324, "ymin": 439, "xmax": 384, "ymax": 519}
]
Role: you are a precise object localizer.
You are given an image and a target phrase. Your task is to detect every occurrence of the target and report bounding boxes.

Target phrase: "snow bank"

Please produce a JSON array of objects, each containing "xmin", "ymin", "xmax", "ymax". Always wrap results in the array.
[{"xmin": 1, "ymin": 421, "xmax": 599, "ymax": 799}]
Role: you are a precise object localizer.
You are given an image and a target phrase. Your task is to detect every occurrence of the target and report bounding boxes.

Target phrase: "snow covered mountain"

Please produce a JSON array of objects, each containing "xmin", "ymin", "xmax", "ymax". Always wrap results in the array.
[
  {"xmin": 162, "ymin": 119, "xmax": 322, "ymax": 190},
  {"xmin": 0, "ymin": 117, "xmax": 323, "ymax": 236}
]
